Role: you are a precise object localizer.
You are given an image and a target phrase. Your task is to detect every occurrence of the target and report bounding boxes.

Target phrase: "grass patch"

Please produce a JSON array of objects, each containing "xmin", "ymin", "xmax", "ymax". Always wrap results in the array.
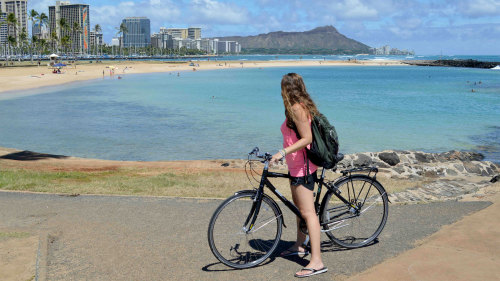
[
  {"xmin": 0, "ymin": 166, "xmax": 421, "ymax": 199},
  {"xmin": 0, "ymin": 232, "xmax": 32, "ymax": 240}
]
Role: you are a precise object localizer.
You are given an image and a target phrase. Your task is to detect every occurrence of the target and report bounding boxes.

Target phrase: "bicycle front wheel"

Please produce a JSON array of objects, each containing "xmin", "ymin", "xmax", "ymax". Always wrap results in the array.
[
  {"xmin": 321, "ymin": 175, "xmax": 388, "ymax": 248},
  {"xmin": 208, "ymin": 191, "xmax": 283, "ymax": 269}
]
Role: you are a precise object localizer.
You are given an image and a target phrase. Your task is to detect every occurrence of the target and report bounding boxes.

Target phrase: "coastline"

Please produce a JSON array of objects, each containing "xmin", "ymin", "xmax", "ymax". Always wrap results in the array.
[{"xmin": 0, "ymin": 59, "xmax": 405, "ymax": 94}]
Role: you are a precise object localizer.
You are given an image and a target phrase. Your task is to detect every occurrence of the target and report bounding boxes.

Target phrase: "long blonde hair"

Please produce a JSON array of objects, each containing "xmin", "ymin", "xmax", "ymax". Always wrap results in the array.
[{"xmin": 281, "ymin": 73, "xmax": 319, "ymax": 128}]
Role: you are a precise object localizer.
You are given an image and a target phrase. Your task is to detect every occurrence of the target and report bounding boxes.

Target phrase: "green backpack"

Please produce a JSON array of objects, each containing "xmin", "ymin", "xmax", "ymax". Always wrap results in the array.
[{"xmin": 295, "ymin": 113, "xmax": 340, "ymax": 169}]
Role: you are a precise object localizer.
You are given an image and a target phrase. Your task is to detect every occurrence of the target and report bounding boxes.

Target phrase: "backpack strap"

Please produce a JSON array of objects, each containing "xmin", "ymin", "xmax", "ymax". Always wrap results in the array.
[{"xmin": 302, "ymin": 149, "xmax": 310, "ymax": 184}]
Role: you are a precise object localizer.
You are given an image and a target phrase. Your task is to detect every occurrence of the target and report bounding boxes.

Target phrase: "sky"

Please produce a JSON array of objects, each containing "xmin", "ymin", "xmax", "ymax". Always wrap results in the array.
[{"xmin": 29, "ymin": 0, "xmax": 500, "ymax": 55}]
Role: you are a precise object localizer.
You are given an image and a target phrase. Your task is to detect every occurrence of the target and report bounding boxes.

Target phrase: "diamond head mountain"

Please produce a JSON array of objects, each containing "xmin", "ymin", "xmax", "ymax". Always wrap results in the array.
[{"xmin": 216, "ymin": 25, "xmax": 371, "ymax": 55}]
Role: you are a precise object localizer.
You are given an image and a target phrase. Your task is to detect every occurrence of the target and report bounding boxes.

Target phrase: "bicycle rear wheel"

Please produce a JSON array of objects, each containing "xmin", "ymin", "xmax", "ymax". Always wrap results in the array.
[
  {"xmin": 208, "ymin": 191, "xmax": 283, "ymax": 269},
  {"xmin": 321, "ymin": 175, "xmax": 388, "ymax": 248}
]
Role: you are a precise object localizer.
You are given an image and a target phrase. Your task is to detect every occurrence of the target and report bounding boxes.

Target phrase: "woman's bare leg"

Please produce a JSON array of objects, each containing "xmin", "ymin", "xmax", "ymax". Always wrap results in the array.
[{"xmin": 290, "ymin": 184, "xmax": 324, "ymax": 276}]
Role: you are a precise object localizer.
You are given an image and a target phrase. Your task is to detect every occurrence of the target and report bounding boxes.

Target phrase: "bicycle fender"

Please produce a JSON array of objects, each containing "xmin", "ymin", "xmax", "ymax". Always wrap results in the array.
[{"xmin": 234, "ymin": 190, "xmax": 287, "ymax": 228}]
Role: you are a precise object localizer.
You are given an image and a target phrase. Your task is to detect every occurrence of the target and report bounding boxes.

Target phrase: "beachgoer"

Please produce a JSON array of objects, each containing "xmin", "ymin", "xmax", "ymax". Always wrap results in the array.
[{"xmin": 270, "ymin": 73, "xmax": 327, "ymax": 278}]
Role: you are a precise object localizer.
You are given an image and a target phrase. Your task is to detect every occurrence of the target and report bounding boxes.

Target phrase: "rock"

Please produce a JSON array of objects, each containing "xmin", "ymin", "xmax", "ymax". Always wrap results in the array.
[
  {"xmin": 338, "ymin": 158, "xmax": 351, "ymax": 168},
  {"xmin": 415, "ymin": 152, "xmax": 433, "ymax": 163},
  {"xmin": 393, "ymin": 166, "xmax": 405, "ymax": 174},
  {"xmin": 446, "ymin": 169, "xmax": 458, "ymax": 176},
  {"xmin": 379, "ymin": 152, "xmax": 400, "ymax": 166},
  {"xmin": 491, "ymin": 175, "xmax": 500, "ymax": 183},
  {"xmin": 353, "ymin": 154, "xmax": 372, "ymax": 167},
  {"xmin": 454, "ymin": 164, "xmax": 465, "ymax": 172},
  {"xmin": 423, "ymin": 170, "xmax": 438, "ymax": 178},
  {"xmin": 375, "ymin": 162, "xmax": 390, "ymax": 168},
  {"xmin": 485, "ymin": 167, "xmax": 494, "ymax": 176},
  {"xmin": 440, "ymin": 150, "xmax": 484, "ymax": 162},
  {"xmin": 463, "ymin": 161, "xmax": 482, "ymax": 175}
]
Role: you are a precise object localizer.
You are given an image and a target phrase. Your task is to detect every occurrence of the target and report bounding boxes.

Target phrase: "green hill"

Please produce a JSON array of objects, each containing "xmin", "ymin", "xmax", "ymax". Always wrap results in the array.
[{"xmin": 216, "ymin": 25, "xmax": 371, "ymax": 54}]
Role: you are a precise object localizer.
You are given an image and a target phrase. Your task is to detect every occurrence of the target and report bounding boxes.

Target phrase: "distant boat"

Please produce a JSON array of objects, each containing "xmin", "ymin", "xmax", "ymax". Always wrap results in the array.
[{"xmin": 491, "ymin": 65, "xmax": 500, "ymax": 70}]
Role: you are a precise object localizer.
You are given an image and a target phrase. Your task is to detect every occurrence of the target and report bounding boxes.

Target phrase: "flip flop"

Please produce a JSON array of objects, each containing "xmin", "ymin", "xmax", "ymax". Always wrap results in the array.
[
  {"xmin": 280, "ymin": 248, "xmax": 309, "ymax": 257},
  {"xmin": 294, "ymin": 267, "xmax": 328, "ymax": 278}
]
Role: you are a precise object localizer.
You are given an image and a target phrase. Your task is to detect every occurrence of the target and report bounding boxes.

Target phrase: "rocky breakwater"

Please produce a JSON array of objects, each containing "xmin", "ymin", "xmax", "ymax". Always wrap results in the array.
[
  {"xmin": 337, "ymin": 150, "xmax": 499, "ymax": 203},
  {"xmin": 404, "ymin": 59, "xmax": 500, "ymax": 69}
]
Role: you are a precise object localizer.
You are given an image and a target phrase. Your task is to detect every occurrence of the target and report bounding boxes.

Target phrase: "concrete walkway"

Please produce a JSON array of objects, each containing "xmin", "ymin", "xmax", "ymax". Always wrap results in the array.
[
  {"xmin": 0, "ymin": 188, "xmax": 497, "ymax": 281},
  {"xmin": 348, "ymin": 186, "xmax": 500, "ymax": 281}
]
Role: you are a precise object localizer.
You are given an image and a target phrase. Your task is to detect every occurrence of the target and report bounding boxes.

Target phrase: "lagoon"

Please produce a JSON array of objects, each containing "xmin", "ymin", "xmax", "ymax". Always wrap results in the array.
[{"xmin": 0, "ymin": 65, "xmax": 499, "ymax": 162}]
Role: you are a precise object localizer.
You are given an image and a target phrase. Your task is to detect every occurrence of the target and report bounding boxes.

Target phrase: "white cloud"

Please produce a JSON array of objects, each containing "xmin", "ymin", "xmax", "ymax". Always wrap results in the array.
[
  {"xmin": 189, "ymin": 0, "xmax": 250, "ymax": 24},
  {"xmin": 388, "ymin": 26, "xmax": 413, "ymax": 39},
  {"xmin": 328, "ymin": 0, "xmax": 379, "ymax": 20},
  {"xmin": 457, "ymin": 0, "xmax": 500, "ymax": 17}
]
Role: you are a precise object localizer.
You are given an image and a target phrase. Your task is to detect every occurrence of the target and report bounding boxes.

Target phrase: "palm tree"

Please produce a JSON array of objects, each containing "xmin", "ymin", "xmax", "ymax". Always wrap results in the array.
[
  {"xmin": 37, "ymin": 38, "xmax": 47, "ymax": 56},
  {"xmin": 6, "ymin": 13, "xmax": 17, "ymax": 42},
  {"xmin": 6, "ymin": 13, "xmax": 17, "ymax": 63},
  {"xmin": 61, "ymin": 35, "xmax": 70, "ymax": 54},
  {"xmin": 7, "ymin": 35, "xmax": 16, "ymax": 63},
  {"xmin": 37, "ymin": 12, "xmax": 48, "ymax": 36},
  {"xmin": 116, "ymin": 22, "xmax": 128, "ymax": 56},
  {"xmin": 72, "ymin": 22, "xmax": 82, "ymax": 57},
  {"xmin": 50, "ymin": 31, "xmax": 58, "ymax": 53},
  {"xmin": 58, "ymin": 18, "xmax": 69, "ymax": 54},
  {"xmin": 19, "ymin": 27, "xmax": 28, "ymax": 56},
  {"xmin": 28, "ymin": 9, "xmax": 38, "ymax": 36},
  {"xmin": 94, "ymin": 24, "xmax": 101, "ymax": 56},
  {"xmin": 36, "ymin": 13, "xmax": 48, "ymax": 56}
]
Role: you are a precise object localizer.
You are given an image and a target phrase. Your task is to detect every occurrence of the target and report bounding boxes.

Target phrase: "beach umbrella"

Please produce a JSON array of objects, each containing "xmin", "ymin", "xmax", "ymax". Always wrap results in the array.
[
  {"xmin": 54, "ymin": 63, "xmax": 67, "ymax": 67},
  {"xmin": 50, "ymin": 54, "xmax": 59, "ymax": 58}
]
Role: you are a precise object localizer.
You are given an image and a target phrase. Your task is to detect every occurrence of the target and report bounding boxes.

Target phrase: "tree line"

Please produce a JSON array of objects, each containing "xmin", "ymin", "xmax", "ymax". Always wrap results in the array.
[{"xmin": 0, "ymin": 8, "xmax": 207, "ymax": 65}]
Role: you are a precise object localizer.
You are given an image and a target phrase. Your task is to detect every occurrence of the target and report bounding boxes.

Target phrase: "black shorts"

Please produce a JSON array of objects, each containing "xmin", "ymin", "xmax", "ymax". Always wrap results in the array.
[{"xmin": 289, "ymin": 171, "xmax": 317, "ymax": 191}]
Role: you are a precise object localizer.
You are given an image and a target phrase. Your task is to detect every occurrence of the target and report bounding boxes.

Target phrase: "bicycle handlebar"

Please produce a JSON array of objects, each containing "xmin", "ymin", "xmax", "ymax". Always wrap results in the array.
[{"xmin": 248, "ymin": 147, "xmax": 273, "ymax": 161}]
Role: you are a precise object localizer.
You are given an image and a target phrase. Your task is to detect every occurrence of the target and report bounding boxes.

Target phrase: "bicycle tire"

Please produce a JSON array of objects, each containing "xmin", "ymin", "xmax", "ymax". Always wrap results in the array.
[
  {"xmin": 208, "ymin": 191, "xmax": 283, "ymax": 269},
  {"xmin": 321, "ymin": 175, "xmax": 388, "ymax": 248}
]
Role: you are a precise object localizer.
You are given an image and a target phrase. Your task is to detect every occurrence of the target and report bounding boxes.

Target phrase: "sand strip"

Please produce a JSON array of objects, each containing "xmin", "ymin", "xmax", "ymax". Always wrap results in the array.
[{"xmin": 0, "ymin": 59, "xmax": 405, "ymax": 95}]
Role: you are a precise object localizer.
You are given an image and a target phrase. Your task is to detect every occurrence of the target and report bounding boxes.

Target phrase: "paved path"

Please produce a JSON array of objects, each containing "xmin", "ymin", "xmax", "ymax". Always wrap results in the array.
[{"xmin": 0, "ymin": 191, "xmax": 491, "ymax": 280}]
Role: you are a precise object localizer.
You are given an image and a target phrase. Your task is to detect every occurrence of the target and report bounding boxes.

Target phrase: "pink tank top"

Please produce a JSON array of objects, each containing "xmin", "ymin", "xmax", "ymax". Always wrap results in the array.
[{"xmin": 281, "ymin": 119, "xmax": 317, "ymax": 177}]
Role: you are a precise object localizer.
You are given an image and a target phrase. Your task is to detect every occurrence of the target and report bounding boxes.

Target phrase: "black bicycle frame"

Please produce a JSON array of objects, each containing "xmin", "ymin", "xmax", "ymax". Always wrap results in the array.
[{"xmin": 244, "ymin": 156, "xmax": 378, "ymax": 232}]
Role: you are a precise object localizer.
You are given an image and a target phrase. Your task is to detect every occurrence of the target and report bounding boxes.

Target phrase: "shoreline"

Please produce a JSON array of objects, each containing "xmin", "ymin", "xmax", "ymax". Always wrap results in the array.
[
  {"xmin": 0, "ymin": 59, "xmax": 405, "ymax": 94},
  {"xmin": 0, "ymin": 145, "xmax": 498, "ymax": 203}
]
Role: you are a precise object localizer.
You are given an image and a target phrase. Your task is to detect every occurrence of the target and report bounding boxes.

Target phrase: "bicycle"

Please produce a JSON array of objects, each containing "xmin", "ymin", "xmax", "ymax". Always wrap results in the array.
[{"xmin": 207, "ymin": 147, "xmax": 389, "ymax": 269}]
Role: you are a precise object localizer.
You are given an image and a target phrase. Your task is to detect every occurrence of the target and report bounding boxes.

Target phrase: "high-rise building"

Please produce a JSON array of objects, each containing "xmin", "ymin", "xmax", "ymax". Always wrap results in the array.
[
  {"xmin": 111, "ymin": 37, "xmax": 120, "ymax": 46},
  {"xmin": 49, "ymin": 1, "xmax": 90, "ymax": 54},
  {"xmin": 89, "ymin": 30, "xmax": 102, "ymax": 46},
  {"xmin": 162, "ymin": 27, "xmax": 188, "ymax": 39},
  {"xmin": 33, "ymin": 22, "xmax": 49, "ymax": 39},
  {"xmin": 217, "ymin": 40, "xmax": 241, "ymax": 54},
  {"xmin": 187, "ymin": 27, "xmax": 201, "ymax": 40},
  {"xmin": 0, "ymin": 12, "xmax": 7, "ymax": 45},
  {"xmin": 122, "ymin": 17, "xmax": 150, "ymax": 48},
  {"xmin": 0, "ymin": 0, "xmax": 28, "ymax": 44}
]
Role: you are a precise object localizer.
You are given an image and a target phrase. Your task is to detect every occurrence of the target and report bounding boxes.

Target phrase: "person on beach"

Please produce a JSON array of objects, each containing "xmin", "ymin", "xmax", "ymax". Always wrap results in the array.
[{"xmin": 271, "ymin": 73, "xmax": 327, "ymax": 278}]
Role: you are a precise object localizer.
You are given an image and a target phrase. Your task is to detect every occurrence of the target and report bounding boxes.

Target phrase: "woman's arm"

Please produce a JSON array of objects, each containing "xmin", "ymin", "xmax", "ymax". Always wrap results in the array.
[{"xmin": 271, "ymin": 103, "xmax": 312, "ymax": 163}]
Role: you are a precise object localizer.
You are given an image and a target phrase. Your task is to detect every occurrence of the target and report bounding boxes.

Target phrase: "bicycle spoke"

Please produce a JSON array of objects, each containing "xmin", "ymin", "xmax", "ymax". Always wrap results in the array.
[
  {"xmin": 250, "ymin": 214, "xmax": 282, "ymax": 233},
  {"xmin": 322, "ymin": 176, "xmax": 388, "ymax": 248},
  {"xmin": 208, "ymin": 192, "xmax": 282, "ymax": 268}
]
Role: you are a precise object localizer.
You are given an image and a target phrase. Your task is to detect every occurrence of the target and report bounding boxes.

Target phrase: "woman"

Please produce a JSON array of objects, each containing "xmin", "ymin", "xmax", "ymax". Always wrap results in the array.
[{"xmin": 271, "ymin": 73, "xmax": 327, "ymax": 278}]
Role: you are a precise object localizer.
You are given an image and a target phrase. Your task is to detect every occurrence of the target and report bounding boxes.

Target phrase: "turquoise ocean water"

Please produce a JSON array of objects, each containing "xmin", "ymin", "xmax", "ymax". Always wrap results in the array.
[{"xmin": 0, "ymin": 65, "xmax": 499, "ymax": 162}]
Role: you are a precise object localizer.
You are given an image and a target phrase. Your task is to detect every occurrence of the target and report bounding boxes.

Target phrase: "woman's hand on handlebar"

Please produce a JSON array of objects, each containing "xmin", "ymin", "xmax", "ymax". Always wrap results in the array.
[{"xmin": 270, "ymin": 151, "xmax": 283, "ymax": 165}]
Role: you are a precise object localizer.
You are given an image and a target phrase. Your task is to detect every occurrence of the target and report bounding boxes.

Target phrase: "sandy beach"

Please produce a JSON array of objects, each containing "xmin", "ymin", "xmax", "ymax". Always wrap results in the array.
[{"xmin": 0, "ymin": 59, "xmax": 404, "ymax": 94}]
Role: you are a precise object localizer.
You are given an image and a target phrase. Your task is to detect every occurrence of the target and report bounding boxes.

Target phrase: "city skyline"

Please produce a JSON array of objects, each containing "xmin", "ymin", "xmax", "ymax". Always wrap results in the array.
[{"xmin": 27, "ymin": 0, "xmax": 500, "ymax": 55}]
